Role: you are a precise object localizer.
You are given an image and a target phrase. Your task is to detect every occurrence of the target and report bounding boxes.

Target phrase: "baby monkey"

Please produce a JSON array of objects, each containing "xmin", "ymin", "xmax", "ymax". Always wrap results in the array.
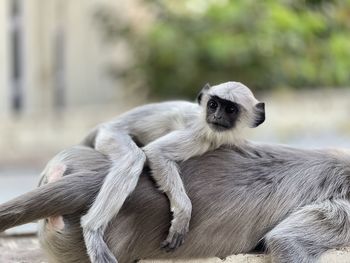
[
  {"xmin": 81, "ymin": 82, "xmax": 265, "ymax": 263},
  {"xmin": 143, "ymin": 83, "xmax": 265, "ymax": 249}
]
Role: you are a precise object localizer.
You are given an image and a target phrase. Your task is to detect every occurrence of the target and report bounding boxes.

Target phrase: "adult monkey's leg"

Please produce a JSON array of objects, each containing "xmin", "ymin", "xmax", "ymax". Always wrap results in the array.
[{"xmin": 265, "ymin": 199, "xmax": 350, "ymax": 263}]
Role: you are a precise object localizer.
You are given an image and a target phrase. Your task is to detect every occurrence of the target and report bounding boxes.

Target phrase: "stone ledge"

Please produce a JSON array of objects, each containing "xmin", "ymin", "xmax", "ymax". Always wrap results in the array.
[{"xmin": 141, "ymin": 248, "xmax": 350, "ymax": 263}]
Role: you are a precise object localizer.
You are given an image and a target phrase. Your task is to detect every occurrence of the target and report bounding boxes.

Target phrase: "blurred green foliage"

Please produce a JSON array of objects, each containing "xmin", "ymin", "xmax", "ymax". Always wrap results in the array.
[{"xmin": 94, "ymin": 0, "xmax": 350, "ymax": 99}]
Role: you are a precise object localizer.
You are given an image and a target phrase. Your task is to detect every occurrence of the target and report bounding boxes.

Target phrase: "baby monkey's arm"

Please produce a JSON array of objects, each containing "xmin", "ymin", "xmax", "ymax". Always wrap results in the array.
[{"xmin": 143, "ymin": 130, "xmax": 208, "ymax": 251}]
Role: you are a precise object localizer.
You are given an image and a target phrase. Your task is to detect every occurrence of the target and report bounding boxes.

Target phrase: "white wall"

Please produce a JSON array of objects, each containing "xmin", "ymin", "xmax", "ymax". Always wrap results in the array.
[
  {"xmin": 1, "ymin": 0, "xmax": 131, "ymax": 117},
  {"xmin": 0, "ymin": 0, "xmax": 10, "ymax": 117},
  {"xmin": 23, "ymin": 0, "xmax": 54, "ymax": 116},
  {"xmin": 65, "ymin": 0, "xmax": 118, "ymax": 108}
]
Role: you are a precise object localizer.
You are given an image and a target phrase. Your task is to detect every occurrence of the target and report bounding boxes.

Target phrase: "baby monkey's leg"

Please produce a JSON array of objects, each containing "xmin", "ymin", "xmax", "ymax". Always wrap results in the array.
[{"xmin": 81, "ymin": 127, "xmax": 146, "ymax": 263}]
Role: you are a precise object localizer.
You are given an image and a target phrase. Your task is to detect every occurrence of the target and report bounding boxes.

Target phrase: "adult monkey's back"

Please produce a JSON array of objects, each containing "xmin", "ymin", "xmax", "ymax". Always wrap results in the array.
[{"xmin": 1, "ymin": 143, "xmax": 350, "ymax": 263}]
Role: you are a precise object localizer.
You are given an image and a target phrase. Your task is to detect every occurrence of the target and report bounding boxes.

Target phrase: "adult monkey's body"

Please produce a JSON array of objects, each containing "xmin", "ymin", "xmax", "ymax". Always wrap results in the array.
[{"xmin": 1, "ymin": 143, "xmax": 350, "ymax": 263}]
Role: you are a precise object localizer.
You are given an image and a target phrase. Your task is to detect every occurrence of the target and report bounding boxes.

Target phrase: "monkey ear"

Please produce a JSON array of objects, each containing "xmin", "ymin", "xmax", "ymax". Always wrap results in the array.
[
  {"xmin": 197, "ymin": 83, "xmax": 211, "ymax": 104},
  {"xmin": 252, "ymin": 102, "xmax": 265, "ymax": 127}
]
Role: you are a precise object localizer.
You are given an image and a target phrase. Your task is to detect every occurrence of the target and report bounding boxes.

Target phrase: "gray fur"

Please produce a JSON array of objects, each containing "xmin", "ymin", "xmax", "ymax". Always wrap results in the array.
[
  {"xmin": 1, "ymin": 143, "xmax": 350, "ymax": 262},
  {"xmin": 81, "ymin": 81, "xmax": 264, "ymax": 261}
]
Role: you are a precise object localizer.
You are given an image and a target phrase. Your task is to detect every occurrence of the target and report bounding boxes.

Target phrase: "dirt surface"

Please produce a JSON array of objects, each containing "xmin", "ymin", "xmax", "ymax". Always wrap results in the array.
[{"xmin": 0, "ymin": 235, "xmax": 47, "ymax": 263}]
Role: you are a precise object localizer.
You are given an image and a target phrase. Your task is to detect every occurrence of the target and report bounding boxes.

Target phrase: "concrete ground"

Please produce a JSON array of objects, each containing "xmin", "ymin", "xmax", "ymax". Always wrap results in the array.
[
  {"xmin": 0, "ymin": 235, "xmax": 46, "ymax": 263},
  {"xmin": 1, "ymin": 235, "xmax": 350, "ymax": 263}
]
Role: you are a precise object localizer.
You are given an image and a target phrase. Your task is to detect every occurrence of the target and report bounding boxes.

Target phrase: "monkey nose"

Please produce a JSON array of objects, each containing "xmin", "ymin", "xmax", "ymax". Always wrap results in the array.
[{"xmin": 214, "ymin": 115, "xmax": 222, "ymax": 120}]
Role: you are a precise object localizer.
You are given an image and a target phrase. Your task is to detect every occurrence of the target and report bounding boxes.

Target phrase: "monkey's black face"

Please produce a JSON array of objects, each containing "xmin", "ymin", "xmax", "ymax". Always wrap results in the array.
[{"xmin": 206, "ymin": 96, "xmax": 240, "ymax": 132}]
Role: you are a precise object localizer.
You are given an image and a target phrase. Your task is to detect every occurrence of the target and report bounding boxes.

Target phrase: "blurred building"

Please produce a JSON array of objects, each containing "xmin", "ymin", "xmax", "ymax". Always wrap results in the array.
[{"xmin": 0, "ymin": 0, "xmax": 138, "ymax": 118}]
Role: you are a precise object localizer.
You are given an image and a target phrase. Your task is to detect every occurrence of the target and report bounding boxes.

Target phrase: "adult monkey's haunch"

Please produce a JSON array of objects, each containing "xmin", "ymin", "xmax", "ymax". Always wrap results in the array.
[{"xmin": 1, "ymin": 143, "xmax": 350, "ymax": 263}]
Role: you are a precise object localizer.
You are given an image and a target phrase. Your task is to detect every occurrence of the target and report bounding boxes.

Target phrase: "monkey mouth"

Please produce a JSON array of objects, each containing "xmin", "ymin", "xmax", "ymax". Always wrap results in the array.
[{"xmin": 208, "ymin": 122, "xmax": 230, "ymax": 131}]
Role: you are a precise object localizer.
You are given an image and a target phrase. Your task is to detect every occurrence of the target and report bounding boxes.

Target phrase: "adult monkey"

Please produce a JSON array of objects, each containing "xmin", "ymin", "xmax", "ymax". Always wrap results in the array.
[{"xmin": 1, "ymin": 143, "xmax": 350, "ymax": 263}]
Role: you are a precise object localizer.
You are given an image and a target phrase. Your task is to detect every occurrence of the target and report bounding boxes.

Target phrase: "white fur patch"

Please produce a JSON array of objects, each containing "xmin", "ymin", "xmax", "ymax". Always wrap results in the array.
[{"xmin": 208, "ymin": 81, "xmax": 258, "ymax": 107}]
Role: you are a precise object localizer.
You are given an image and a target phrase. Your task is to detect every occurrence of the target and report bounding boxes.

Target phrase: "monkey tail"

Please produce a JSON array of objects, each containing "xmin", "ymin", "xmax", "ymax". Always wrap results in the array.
[{"xmin": 0, "ymin": 171, "xmax": 105, "ymax": 233}]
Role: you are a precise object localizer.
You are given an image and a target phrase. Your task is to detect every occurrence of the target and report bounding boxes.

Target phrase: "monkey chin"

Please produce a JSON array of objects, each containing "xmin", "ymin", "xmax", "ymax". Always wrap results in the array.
[{"xmin": 208, "ymin": 122, "xmax": 231, "ymax": 132}]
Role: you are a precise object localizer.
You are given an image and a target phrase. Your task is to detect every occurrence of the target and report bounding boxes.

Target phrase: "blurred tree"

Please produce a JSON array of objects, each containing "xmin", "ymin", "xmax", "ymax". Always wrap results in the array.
[{"xmin": 93, "ymin": 0, "xmax": 350, "ymax": 99}]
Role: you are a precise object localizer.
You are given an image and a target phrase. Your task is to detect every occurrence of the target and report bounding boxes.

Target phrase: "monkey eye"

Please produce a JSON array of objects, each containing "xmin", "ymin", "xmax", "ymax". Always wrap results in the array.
[
  {"xmin": 208, "ymin": 100, "xmax": 218, "ymax": 110},
  {"xmin": 226, "ymin": 105, "xmax": 238, "ymax": 114}
]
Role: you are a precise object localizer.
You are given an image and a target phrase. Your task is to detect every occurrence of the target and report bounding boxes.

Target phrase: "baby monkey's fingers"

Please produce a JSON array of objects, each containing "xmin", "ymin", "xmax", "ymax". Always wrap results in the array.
[{"xmin": 161, "ymin": 231, "xmax": 185, "ymax": 252}]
